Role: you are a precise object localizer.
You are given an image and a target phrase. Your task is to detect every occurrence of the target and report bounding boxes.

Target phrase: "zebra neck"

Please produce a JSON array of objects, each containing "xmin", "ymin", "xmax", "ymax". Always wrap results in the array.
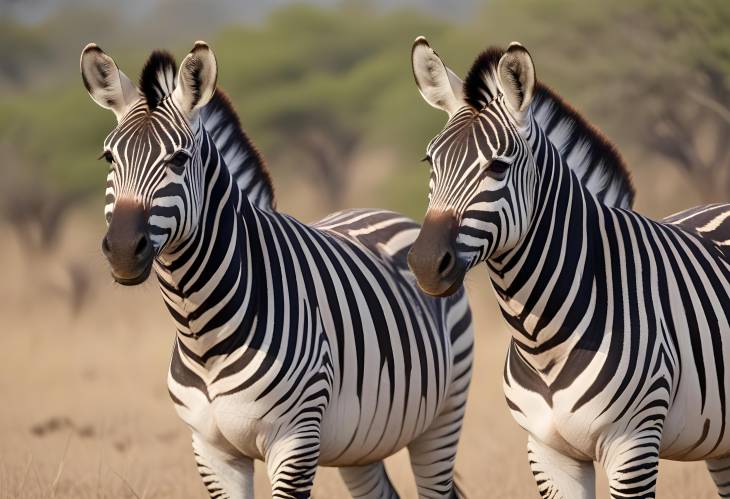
[
  {"xmin": 154, "ymin": 146, "xmax": 263, "ymax": 365},
  {"xmin": 487, "ymin": 124, "xmax": 604, "ymax": 375}
]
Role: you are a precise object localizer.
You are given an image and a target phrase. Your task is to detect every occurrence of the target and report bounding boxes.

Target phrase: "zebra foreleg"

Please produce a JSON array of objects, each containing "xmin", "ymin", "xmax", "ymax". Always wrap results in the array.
[
  {"xmin": 527, "ymin": 435, "xmax": 595, "ymax": 499},
  {"xmin": 706, "ymin": 457, "xmax": 730, "ymax": 497},
  {"xmin": 192, "ymin": 433, "xmax": 255, "ymax": 499},
  {"xmin": 600, "ymin": 430, "xmax": 661, "ymax": 499},
  {"xmin": 338, "ymin": 462, "xmax": 399, "ymax": 499},
  {"xmin": 265, "ymin": 432, "xmax": 321, "ymax": 498}
]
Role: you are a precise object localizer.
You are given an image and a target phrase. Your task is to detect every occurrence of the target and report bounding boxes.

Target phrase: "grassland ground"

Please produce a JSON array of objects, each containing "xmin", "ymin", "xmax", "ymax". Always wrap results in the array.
[{"xmin": 0, "ymin": 202, "xmax": 716, "ymax": 497}]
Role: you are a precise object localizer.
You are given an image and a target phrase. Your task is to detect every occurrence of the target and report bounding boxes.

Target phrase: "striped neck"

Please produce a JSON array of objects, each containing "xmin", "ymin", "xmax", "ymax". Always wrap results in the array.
[
  {"xmin": 487, "ymin": 117, "xmax": 604, "ymax": 374},
  {"xmin": 154, "ymin": 128, "xmax": 261, "ymax": 363}
]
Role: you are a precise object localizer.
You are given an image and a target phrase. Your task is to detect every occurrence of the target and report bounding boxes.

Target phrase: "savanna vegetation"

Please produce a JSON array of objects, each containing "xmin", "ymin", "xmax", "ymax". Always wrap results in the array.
[
  {"xmin": 1, "ymin": 0, "xmax": 728, "ymax": 218},
  {"xmin": 0, "ymin": 0, "xmax": 728, "ymax": 304}
]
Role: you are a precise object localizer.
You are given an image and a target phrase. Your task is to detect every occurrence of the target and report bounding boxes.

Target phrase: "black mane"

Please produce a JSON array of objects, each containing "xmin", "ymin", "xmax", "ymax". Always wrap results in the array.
[
  {"xmin": 463, "ymin": 46, "xmax": 635, "ymax": 209},
  {"xmin": 200, "ymin": 90, "xmax": 275, "ymax": 210}
]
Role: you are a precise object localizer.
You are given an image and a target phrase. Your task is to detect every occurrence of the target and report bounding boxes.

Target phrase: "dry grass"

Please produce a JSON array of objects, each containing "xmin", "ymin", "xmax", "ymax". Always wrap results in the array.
[{"xmin": 0, "ymin": 189, "xmax": 718, "ymax": 497}]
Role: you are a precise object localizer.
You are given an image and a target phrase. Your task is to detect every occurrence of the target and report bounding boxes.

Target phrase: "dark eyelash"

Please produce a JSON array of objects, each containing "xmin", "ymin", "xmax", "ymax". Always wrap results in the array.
[
  {"xmin": 167, "ymin": 151, "xmax": 190, "ymax": 174},
  {"xmin": 99, "ymin": 151, "xmax": 114, "ymax": 164},
  {"xmin": 483, "ymin": 159, "xmax": 510, "ymax": 180}
]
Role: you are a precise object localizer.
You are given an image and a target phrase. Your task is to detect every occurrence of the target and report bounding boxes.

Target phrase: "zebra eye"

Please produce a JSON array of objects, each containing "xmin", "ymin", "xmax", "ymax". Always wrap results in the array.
[
  {"xmin": 167, "ymin": 151, "xmax": 190, "ymax": 174},
  {"xmin": 99, "ymin": 151, "xmax": 114, "ymax": 164},
  {"xmin": 484, "ymin": 159, "xmax": 510, "ymax": 181}
]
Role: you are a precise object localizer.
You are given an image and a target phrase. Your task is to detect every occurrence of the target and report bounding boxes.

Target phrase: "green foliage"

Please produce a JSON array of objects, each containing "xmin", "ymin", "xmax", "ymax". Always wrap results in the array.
[
  {"xmin": 213, "ymin": 4, "xmax": 451, "ymax": 153},
  {"xmin": 1, "ymin": 0, "xmax": 729, "ymax": 215},
  {"xmin": 0, "ymin": 82, "xmax": 114, "ymax": 195}
]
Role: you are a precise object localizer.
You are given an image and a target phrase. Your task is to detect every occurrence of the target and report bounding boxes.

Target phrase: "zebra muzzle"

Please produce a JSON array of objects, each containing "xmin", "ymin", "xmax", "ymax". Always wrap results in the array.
[
  {"xmin": 101, "ymin": 201, "xmax": 154, "ymax": 286},
  {"xmin": 408, "ymin": 210, "xmax": 465, "ymax": 297}
]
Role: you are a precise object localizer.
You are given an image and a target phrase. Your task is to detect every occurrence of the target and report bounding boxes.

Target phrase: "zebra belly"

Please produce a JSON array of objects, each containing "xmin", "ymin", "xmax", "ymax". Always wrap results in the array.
[
  {"xmin": 168, "ymin": 360, "xmax": 446, "ymax": 467},
  {"xmin": 659, "ymin": 304, "xmax": 730, "ymax": 460},
  {"xmin": 506, "ymin": 334, "xmax": 730, "ymax": 462},
  {"xmin": 317, "ymin": 355, "xmax": 450, "ymax": 466},
  {"xmin": 169, "ymin": 374, "xmax": 445, "ymax": 467},
  {"xmin": 317, "ymin": 350, "xmax": 455, "ymax": 466}
]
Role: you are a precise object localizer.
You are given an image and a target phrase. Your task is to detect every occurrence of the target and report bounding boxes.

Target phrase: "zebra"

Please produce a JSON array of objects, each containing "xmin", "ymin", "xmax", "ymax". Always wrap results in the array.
[
  {"xmin": 407, "ymin": 36, "xmax": 730, "ymax": 498},
  {"xmin": 80, "ymin": 40, "xmax": 473, "ymax": 499}
]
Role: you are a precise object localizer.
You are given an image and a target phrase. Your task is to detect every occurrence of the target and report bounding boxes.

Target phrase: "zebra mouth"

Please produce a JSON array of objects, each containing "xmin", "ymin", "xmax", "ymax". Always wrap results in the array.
[
  {"xmin": 417, "ymin": 268, "xmax": 465, "ymax": 298},
  {"xmin": 440, "ymin": 273, "xmax": 465, "ymax": 297},
  {"xmin": 111, "ymin": 259, "xmax": 153, "ymax": 286}
]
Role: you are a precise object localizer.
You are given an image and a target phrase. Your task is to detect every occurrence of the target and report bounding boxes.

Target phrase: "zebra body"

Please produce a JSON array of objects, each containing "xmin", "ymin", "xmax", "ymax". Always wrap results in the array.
[
  {"xmin": 166, "ymin": 202, "xmax": 472, "ymax": 468},
  {"xmin": 81, "ymin": 42, "xmax": 472, "ymax": 498},
  {"xmin": 409, "ymin": 38, "xmax": 730, "ymax": 497}
]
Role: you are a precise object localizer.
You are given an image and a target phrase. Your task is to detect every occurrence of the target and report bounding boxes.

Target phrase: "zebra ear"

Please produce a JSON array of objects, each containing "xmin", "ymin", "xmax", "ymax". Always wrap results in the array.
[
  {"xmin": 80, "ymin": 43, "xmax": 138, "ymax": 121},
  {"xmin": 172, "ymin": 41, "xmax": 217, "ymax": 118},
  {"xmin": 411, "ymin": 37, "xmax": 465, "ymax": 117},
  {"xmin": 496, "ymin": 42, "xmax": 536, "ymax": 123}
]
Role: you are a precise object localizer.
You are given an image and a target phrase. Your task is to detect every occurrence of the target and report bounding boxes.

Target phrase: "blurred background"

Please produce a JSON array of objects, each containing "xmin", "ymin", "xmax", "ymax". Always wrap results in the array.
[{"xmin": 1, "ymin": 0, "xmax": 728, "ymax": 497}]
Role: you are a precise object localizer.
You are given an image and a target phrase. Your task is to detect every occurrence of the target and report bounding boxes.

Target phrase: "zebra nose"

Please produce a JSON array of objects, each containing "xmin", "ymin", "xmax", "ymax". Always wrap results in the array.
[
  {"xmin": 408, "ymin": 210, "xmax": 465, "ymax": 297},
  {"xmin": 102, "ymin": 201, "xmax": 153, "ymax": 285},
  {"xmin": 101, "ymin": 232, "xmax": 150, "ymax": 260},
  {"xmin": 101, "ymin": 234, "xmax": 112, "ymax": 258},
  {"xmin": 133, "ymin": 233, "xmax": 150, "ymax": 258},
  {"xmin": 437, "ymin": 248, "xmax": 456, "ymax": 277}
]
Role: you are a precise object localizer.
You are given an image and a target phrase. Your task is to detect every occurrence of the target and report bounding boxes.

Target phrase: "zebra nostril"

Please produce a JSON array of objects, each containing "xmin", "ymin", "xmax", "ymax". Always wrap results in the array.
[
  {"xmin": 134, "ymin": 234, "xmax": 150, "ymax": 258},
  {"xmin": 438, "ymin": 250, "xmax": 454, "ymax": 276},
  {"xmin": 101, "ymin": 236, "xmax": 111, "ymax": 256}
]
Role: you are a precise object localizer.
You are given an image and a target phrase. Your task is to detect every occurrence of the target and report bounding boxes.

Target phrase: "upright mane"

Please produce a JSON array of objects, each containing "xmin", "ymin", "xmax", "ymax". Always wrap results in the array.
[
  {"xmin": 199, "ymin": 91, "xmax": 275, "ymax": 210},
  {"xmin": 463, "ymin": 46, "xmax": 635, "ymax": 209},
  {"xmin": 139, "ymin": 50, "xmax": 275, "ymax": 210}
]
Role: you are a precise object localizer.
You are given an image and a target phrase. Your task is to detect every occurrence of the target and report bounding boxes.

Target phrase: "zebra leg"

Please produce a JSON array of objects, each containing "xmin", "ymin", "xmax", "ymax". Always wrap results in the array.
[
  {"xmin": 527, "ymin": 435, "xmax": 595, "ymax": 499},
  {"xmin": 406, "ymin": 331, "xmax": 472, "ymax": 499},
  {"xmin": 265, "ymin": 432, "xmax": 321, "ymax": 498},
  {"xmin": 406, "ymin": 378, "xmax": 470, "ymax": 498},
  {"xmin": 192, "ymin": 433, "xmax": 254, "ymax": 499},
  {"xmin": 338, "ymin": 462, "xmax": 399, "ymax": 499},
  {"xmin": 706, "ymin": 457, "xmax": 730, "ymax": 497},
  {"xmin": 600, "ymin": 430, "xmax": 661, "ymax": 499}
]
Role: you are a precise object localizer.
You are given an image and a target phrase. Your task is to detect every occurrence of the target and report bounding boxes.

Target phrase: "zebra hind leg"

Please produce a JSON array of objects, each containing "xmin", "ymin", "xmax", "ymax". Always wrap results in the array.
[
  {"xmin": 527, "ymin": 435, "xmax": 595, "ymax": 499},
  {"xmin": 338, "ymin": 462, "xmax": 399, "ymax": 499},
  {"xmin": 406, "ymin": 315, "xmax": 473, "ymax": 499},
  {"xmin": 406, "ymin": 385, "xmax": 470, "ymax": 497},
  {"xmin": 706, "ymin": 457, "xmax": 730, "ymax": 497},
  {"xmin": 192, "ymin": 433, "xmax": 255, "ymax": 499}
]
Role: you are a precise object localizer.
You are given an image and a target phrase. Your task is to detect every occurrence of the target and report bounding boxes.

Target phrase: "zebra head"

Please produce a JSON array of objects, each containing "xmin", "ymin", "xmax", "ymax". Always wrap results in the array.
[
  {"xmin": 407, "ymin": 38, "xmax": 537, "ymax": 297},
  {"xmin": 80, "ymin": 42, "xmax": 218, "ymax": 285}
]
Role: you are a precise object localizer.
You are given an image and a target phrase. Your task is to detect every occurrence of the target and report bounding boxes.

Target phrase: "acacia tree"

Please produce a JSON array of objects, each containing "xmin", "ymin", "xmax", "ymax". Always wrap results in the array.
[
  {"xmin": 276, "ymin": 113, "xmax": 359, "ymax": 207},
  {"xmin": 573, "ymin": 0, "xmax": 730, "ymax": 201}
]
